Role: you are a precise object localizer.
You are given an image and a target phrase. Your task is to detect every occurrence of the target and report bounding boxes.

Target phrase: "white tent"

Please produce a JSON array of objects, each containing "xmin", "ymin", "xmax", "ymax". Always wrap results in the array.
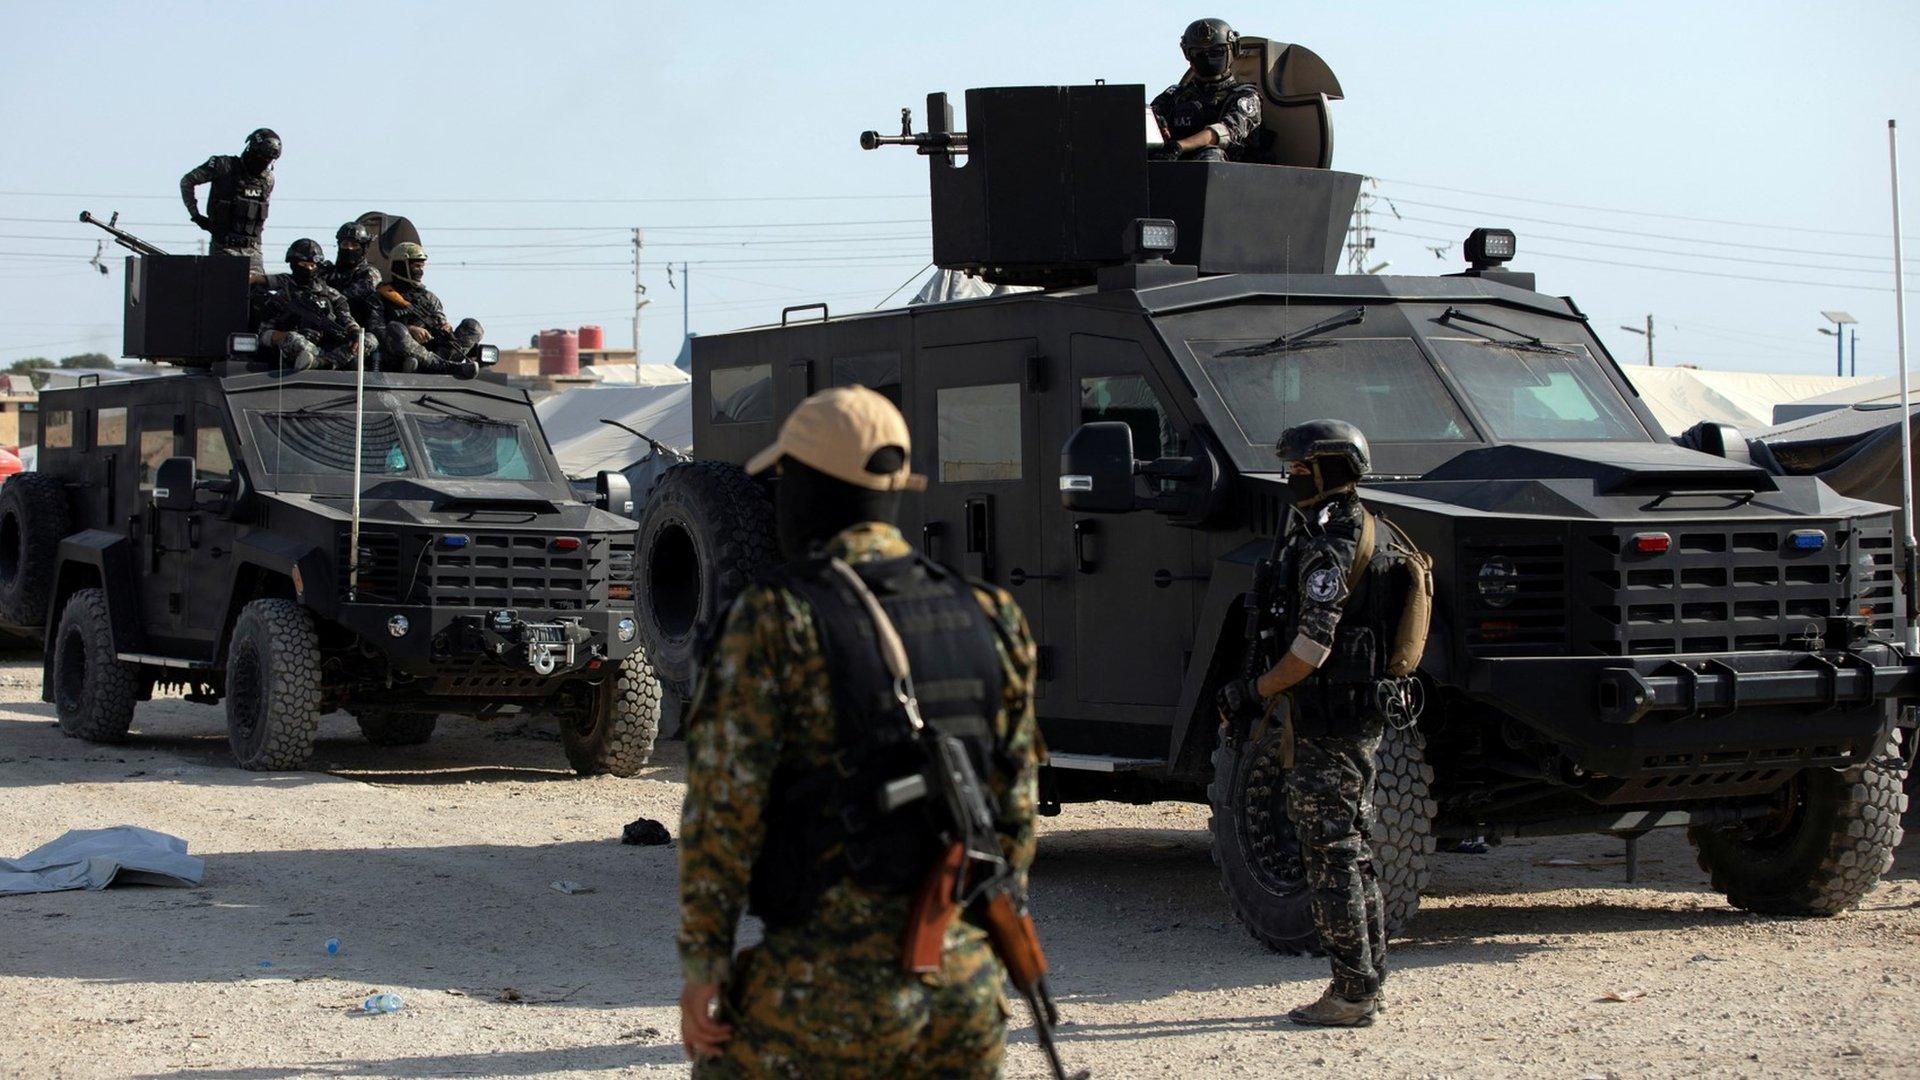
[
  {"xmin": 1622, "ymin": 368, "xmax": 1870, "ymax": 434},
  {"xmin": 910, "ymin": 269, "xmax": 1038, "ymax": 305},
  {"xmin": 577, "ymin": 362, "xmax": 693, "ymax": 388},
  {"xmin": 1771, "ymin": 374, "xmax": 1920, "ymax": 423},
  {"xmin": 535, "ymin": 382, "xmax": 693, "ymax": 479}
]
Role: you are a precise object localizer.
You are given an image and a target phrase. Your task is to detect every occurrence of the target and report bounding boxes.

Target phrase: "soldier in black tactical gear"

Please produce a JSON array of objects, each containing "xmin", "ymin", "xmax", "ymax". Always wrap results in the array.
[
  {"xmin": 1152, "ymin": 18, "xmax": 1263, "ymax": 162},
  {"xmin": 254, "ymin": 238, "xmax": 372, "ymax": 373},
  {"xmin": 372, "ymin": 242, "xmax": 483, "ymax": 379},
  {"xmin": 181, "ymin": 128, "xmax": 281, "ymax": 274},
  {"xmin": 1217, "ymin": 418, "xmax": 1394, "ymax": 1028},
  {"xmin": 321, "ymin": 221, "xmax": 383, "ymax": 332}
]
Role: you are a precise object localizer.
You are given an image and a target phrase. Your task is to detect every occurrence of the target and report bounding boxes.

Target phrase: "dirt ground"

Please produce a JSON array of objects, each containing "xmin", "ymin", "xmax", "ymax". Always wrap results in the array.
[{"xmin": 1, "ymin": 655, "xmax": 1916, "ymax": 1080}]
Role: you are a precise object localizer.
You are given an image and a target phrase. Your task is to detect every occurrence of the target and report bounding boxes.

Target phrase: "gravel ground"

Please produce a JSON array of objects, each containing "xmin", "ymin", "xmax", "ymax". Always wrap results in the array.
[{"xmin": 0, "ymin": 655, "xmax": 1915, "ymax": 1079}]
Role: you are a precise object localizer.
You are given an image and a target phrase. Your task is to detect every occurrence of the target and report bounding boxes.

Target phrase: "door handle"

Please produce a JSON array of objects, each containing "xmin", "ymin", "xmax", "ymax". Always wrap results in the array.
[
  {"xmin": 1152, "ymin": 568, "xmax": 1208, "ymax": 589},
  {"xmin": 1072, "ymin": 519, "xmax": 1098, "ymax": 574},
  {"xmin": 1008, "ymin": 568, "xmax": 1062, "ymax": 587}
]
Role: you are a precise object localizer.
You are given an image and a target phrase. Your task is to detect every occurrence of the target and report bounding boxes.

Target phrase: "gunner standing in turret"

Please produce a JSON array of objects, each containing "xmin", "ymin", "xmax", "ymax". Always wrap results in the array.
[
  {"xmin": 180, "ymin": 128, "xmax": 280, "ymax": 274},
  {"xmin": 1152, "ymin": 18, "xmax": 1263, "ymax": 162}
]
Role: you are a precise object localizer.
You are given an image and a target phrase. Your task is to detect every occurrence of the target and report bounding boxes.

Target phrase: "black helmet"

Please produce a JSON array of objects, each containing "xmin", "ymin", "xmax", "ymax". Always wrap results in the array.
[
  {"xmin": 1181, "ymin": 18, "xmax": 1239, "ymax": 83},
  {"xmin": 336, "ymin": 221, "xmax": 371, "ymax": 245},
  {"xmin": 243, "ymin": 128, "xmax": 282, "ymax": 167},
  {"xmin": 285, "ymin": 238, "xmax": 325, "ymax": 265},
  {"xmin": 1276, "ymin": 419, "xmax": 1370, "ymax": 503}
]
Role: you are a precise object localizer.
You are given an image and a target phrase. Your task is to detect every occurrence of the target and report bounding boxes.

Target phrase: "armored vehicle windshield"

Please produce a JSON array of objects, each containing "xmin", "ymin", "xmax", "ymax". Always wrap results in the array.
[{"xmin": 247, "ymin": 408, "xmax": 549, "ymax": 484}]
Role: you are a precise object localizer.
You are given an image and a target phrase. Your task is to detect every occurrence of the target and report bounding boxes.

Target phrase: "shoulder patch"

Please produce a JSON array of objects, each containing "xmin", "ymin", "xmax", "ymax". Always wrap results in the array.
[
  {"xmin": 1238, "ymin": 94, "xmax": 1258, "ymax": 114},
  {"xmin": 1306, "ymin": 566, "xmax": 1342, "ymax": 603}
]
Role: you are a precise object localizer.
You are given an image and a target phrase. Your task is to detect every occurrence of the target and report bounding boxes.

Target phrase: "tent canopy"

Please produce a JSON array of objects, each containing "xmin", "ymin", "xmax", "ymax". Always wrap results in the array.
[
  {"xmin": 1622, "ymin": 368, "xmax": 1869, "ymax": 435},
  {"xmin": 535, "ymin": 382, "xmax": 692, "ymax": 479}
]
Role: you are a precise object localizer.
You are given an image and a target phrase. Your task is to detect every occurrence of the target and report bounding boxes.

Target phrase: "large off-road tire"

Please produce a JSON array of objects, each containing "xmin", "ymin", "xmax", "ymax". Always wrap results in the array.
[
  {"xmin": 50, "ymin": 588, "xmax": 138, "ymax": 743},
  {"xmin": 632, "ymin": 461, "xmax": 776, "ymax": 699},
  {"xmin": 1689, "ymin": 728, "xmax": 1908, "ymax": 915},
  {"xmin": 1208, "ymin": 719, "xmax": 1435, "ymax": 953},
  {"xmin": 560, "ymin": 647, "xmax": 662, "ymax": 777},
  {"xmin": 224, "ymin": 599, "xmax": 322, "ymax": 771},
  {"xmin": 0, "ymin": 473, "xmax": 70, "ymax": 626},
  {"xmin": 354, "ymin": 709, "xmax": 439, "ymax": 747}
]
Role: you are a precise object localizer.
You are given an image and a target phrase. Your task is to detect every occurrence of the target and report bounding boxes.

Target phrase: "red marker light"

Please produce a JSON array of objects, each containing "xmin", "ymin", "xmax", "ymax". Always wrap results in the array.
[
  {"xmin": 1630, "ymin": 532, "xmax": 1671, "ymax": 554},
  {"xmin": 551, "ymin": 537, "xmax": 582, "ymax": 552}
]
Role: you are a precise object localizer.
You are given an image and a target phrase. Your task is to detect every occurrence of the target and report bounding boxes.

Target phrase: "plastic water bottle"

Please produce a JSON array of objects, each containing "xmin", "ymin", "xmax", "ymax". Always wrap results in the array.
[
  {"xmin": 325, "ymin": 938, "xmax": 340, "ymax": 956},
  {"xmin": 362, "ymin": 993, "xmax": 404, "ymax": 1015}
]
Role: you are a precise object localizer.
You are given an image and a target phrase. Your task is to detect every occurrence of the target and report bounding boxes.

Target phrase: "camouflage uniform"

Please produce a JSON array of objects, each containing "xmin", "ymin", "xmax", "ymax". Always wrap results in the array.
[
  {"xmin": 179, "ymin": 154, "xmax": 274, "ymax": 272},
  {"xmin": 254, "ymin": 273, "xmax": 370, "ymax": 372},
  {"xmin": 373, "ymin": 280, "xmax": 484, "ymax": 374},
  {"xmin": 1151, "ymin": 80, "xmax": 1263, "ymax": 162},
  {"xmin": 1277, "ymin": 488, "xmax": 1388, "ymax": 1001},
  {"xmin": 679, "ymin": 522, "xmax": 1040, "ymax": 1079},
  {"xmin": 320, "ymin": 260, "xmax": 382, "ymax": 334}
]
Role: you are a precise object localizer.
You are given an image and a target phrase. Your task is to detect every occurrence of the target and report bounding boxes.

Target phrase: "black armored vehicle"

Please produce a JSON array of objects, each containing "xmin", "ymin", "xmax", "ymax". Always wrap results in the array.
[
  {"xmin": 633, "ymin": 53, "xmax": 1914, "ymax": 949},
  {"xmin": 0, "ymin": 238, "xmax": 659, "ymax": 774}
]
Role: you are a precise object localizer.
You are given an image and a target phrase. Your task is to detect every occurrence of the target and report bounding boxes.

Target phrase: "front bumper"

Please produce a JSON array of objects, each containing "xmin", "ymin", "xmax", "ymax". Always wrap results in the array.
[
  {"xmin": 334, "ymin": 602, "xmax": 635, "ymax": 682},
  {"xmin": 1467, "ymin": 642, "xmax": 1920, "ymax": 778}
]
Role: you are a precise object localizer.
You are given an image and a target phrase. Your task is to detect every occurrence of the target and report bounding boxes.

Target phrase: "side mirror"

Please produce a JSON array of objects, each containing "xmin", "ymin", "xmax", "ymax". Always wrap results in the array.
[
  {"xmin": 596, "ymin": 470, "xmax": 635, "ymax": 518},
  {"xmin": 476, "ymin": 344, "xmax": 500, "ymax": 367},
  {"xmin": 1060, "ymin": 422, "xmax": 1139, "ymax": 513},
  {"xmin": 153, "ymin": 456, "xmax": 197, "ymax": 511}
]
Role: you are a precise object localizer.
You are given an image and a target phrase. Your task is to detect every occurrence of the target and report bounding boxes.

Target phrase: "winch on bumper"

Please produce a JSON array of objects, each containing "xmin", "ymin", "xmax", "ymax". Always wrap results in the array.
[{"xmin": 469, "ymin": 609, "xmax": 595, "ymax": 676}]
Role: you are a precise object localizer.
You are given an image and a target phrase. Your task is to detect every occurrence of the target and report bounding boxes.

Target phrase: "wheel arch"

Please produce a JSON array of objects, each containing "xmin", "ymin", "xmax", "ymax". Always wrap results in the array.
[{"xmin": 43, "ymin": 533, "xmax": 143, "ymax": 701}]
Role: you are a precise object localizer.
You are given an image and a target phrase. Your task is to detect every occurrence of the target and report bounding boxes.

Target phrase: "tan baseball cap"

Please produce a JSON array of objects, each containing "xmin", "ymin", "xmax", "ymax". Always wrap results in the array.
[{"xmin": 745, "ymin": 386, "xmax": 928, "ymax": 492}]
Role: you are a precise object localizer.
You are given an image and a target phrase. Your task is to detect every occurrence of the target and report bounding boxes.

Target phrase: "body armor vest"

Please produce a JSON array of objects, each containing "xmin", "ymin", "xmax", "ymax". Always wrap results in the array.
[
  {"xmin": 209, "ymin": 163, "xmax": 272, "ymax": 243},
  {"xmin": 747, "ymin": 552, "xmax": 1005, "ymax": 928}
]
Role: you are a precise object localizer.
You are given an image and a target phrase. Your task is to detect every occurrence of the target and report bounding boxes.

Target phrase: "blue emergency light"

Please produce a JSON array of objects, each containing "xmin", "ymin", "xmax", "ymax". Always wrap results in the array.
[
  {"xmin": 1786, "ymin": 530, "xmax": 1826, "ymax": 551},
  {"xmin": 440, "ymin": 534, "xmax": 471, "ymax": 549}
]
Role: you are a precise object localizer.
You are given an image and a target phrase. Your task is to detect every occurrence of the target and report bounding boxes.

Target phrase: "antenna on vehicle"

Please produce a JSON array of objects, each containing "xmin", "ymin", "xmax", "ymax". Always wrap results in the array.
[
  {"xmin": 1887, "ymin": 119, "xmax": 1916, "ymax": 650},
  {"xmin": 349, "ymin": 334, "xmax": 366, "ymax": 602}
]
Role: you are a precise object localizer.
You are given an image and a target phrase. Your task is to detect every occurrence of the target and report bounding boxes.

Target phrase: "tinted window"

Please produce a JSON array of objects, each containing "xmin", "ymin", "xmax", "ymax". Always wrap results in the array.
[
  {"xmin": 1190, "ymin": 337, "xmax": 1474, "ymax": 446},
  {"xmin": 1081, "ymin": 375, "xmax": 1186, "ymax": 460},
  {"xmin": 138, "ymin": 429, "xmax": 174, "ymax": 492},
  {"xmin": 195, "ymin": 406, "xmax": 232, "ymax": 481},
  {"xmin": 937, "ymin": 383, "xmax": 1022, "ymax": 483},
  {"xmin": 1427, "ymin": 340, "xmax": 1647, "ymax": 442},
  {"xmin": 711, "ymin": 365, "xmax": 772, "ymax": 423},
  {"xmin": 412, "ymin": 415, "xmax": 546, "ymax": 481},
  {"xmin": 249, "ymin": 411, "xmax": 410, "ymax": 477},
  {"xmin": 42, "ymin": 410, "xmax": 71, "ymax": 449},
  {"xmin": 832, "ymin": 353, "xmax": 903, "ymax": 409}
]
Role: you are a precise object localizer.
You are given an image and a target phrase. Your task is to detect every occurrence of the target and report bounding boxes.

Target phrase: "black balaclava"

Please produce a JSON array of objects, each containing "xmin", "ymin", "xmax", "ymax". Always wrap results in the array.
[
  {"xmin": 774, "ymin": 455, "xmax": 903, "ymax": 562},
  {"xmin": 1289, "ymin": 456, "xmax": 1359, "ymax": 508}
]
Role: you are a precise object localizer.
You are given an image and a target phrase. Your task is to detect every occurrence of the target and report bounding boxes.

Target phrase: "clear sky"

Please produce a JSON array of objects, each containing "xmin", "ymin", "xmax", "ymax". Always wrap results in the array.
[{"xmin": 2, "ymin": 1, "xmax": 1916, "ymax": 379}]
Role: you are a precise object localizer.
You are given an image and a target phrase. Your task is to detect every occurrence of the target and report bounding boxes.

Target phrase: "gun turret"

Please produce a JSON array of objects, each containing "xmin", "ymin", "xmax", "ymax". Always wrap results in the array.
[
  {"xmin": 858, "ymin": 107, "xmax": 968, "ymax": 155},
  {"xmin": 79, "ymin": 211, "xmax": 167, "ymax": 258}
]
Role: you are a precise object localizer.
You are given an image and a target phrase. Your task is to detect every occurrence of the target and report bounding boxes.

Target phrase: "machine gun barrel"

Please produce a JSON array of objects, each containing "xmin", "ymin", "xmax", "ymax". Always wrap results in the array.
[{"xmin": 79, "ymin": 211, "xmax": 167, "ymax": 257}]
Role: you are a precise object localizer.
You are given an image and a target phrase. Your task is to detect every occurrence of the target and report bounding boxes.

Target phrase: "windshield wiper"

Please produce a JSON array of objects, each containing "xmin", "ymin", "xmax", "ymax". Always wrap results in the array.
[
  {"xmin": 416, "ymin": 394, "xmax": 490, "ymax": 421},
  {"xmin": 600, "ymin": 417, "xmax": 689, "ymax": 462},
  {"xmin": 1437, "ymin": 307, "xmax": 1576, "ymax": 355},
  {"xmin": 1218, "ymin": 306, "xmax": 1367, "ymax": 358},
  {"xmin": 292, "ymin": 392, "xmax": 361, "ymax": 414}
]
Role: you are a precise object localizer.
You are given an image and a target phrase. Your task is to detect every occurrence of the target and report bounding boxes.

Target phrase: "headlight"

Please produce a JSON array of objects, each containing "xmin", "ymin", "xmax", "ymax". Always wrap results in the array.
[
  {"xmin": 616, "ymin": 618, "xmax": 636, "ymax": 642},
  {"xmin": 387, "ymin": 614, "xmax": 411, "ymax": 637},
  {"xmin": 1477, "ymin": 557, "xmax": 1517, "ymax": 608}
]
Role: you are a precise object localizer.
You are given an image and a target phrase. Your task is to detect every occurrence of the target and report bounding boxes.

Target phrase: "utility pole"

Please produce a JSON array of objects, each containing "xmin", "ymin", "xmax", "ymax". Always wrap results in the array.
[
  {"xmin": 682, "ymin": 260, "xmax": 690, "ymax": 356},
  {"xmin": 631, "ymin": 227, "xmax": 649, "ymax": 383},
  {"xmin": 1850, "ymin": 328, "xmax": 1859, "ymax": 377},
  {"xmin": 1618, "ymin": 315, "xmax": 1654, "ymax": 365},
  {"xmin": 1820, "ymin": 310, "xmax": 1857, "ymax": 376}
]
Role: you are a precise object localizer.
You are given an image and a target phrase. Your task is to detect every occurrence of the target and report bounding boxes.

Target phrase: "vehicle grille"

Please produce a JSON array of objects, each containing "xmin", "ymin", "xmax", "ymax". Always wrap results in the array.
[
  {"xmin": 339, "ymin": 531, "xmax": 403, "ymax": 601},
  {"xmin": 1855, "ymin": 522, "xmax": 1898, "ymax": 636},
  {"xmin": 1576, "ymin": 523, "xmax": 1851, "ymax": 655},
  {"xmin": 1460, "ymin": 537, "xmax": 1570, "ymax": 656},
  {"xmin": 425, "ymin": 532, "xmax": 608, "ymax": 610}
]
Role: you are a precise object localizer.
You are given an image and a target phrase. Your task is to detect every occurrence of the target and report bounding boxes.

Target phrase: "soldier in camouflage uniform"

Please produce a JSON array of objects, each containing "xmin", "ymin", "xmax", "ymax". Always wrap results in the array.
[
  {"xmin": 678, "ymin": 386, "xmax": 1040, "ymax": 1078},
  {"xmin": 1152, "ymin": 18, "xmax": 1263, "ymax": 162},
  {"xmin": 1218, "ymin": 418, "xmax": 1389, "ymax": 1027},
  {"xmin": 254, "ymin": 239, "xmax": 373, "ymax": 372},
  {"xmin": 373, "ymin": 241, "xmax": 483, "ymax": 378},
  {"xmin": 180, "ymin": 128, "xmax": 280, "ymax": 274}
]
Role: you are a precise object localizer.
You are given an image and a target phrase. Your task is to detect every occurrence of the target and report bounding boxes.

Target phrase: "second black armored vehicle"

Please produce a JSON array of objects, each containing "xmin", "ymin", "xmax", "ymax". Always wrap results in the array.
[
  {"xmin": 630, "ymin": 45, "xmax": 1914, "ymax": 949},
  {"xmin": 0, "ymin": 231, "xmax": 659, "ymax": 774}
]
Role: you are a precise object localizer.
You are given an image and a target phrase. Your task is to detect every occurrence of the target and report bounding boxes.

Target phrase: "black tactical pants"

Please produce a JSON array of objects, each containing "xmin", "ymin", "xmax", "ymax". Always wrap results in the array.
[
  {"xmin": 382, "ymin": 318, "xmax": 483, "ymax": 375},
  {"xmin": 214, "ymin": 239, "xmax": 262, "ymax": 275},
  {"xmin": 264, "ymin": 330, "xmax": 375, "ymax": 373},
  {"xmin": 1287, "ymin": 696, "xmax": 1387, "ymax": 1001}
]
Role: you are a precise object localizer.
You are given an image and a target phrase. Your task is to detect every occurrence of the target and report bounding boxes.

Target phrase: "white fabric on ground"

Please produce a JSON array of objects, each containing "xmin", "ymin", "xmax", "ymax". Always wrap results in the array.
[{"xmin": 0, "ymin": 826, "xmax": 204, "ymax": 895}]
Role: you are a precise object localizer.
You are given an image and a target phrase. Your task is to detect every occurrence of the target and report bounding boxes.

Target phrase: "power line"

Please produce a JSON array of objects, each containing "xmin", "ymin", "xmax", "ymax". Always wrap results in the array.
[{"xmin": 3, "ymin": 189, "xmax": 928, "ymax": 205}]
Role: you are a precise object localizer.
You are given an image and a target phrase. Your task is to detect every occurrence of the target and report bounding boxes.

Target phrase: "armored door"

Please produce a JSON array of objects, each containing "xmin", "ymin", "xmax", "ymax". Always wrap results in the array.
[
  {"xmin": 132, "ymin": 401, "xmax": 190, "ymax": 650},
  {"xmin": 1058, "ymin": 334, "xmax": 1204, "ymax": 707},
  {"xmin": 912, "ymin": 339, "xmax": 1048, "ymax": 696}
]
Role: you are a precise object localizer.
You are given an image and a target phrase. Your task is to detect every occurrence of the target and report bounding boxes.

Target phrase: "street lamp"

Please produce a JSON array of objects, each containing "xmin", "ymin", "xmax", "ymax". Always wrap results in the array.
[{"xmin": 1820, "ymin": 311, "xmax": 1858, "ymax": 376}]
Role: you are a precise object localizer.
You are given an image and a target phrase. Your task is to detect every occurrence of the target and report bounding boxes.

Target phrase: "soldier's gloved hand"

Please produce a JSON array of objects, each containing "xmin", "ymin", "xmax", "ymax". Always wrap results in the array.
[
  {"xmin": 1216, "ymin": 676, "xmax": 1262, "ymax": 719},
  {"xmin": 409, "ymin": 325, "xmax": 431, "ymax": 344},
  {"xmin": 190, "ymin": 212, "xmax": 211, "ymax": 230}
]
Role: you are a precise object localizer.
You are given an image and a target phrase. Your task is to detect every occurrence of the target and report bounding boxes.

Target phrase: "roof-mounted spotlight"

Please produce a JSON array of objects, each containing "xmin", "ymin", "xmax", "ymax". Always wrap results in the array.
[
  {"xmin": 1124, "ymin": 218, "xmax": 1178, "ymax": 264},
  {"xmin": 1464, "ymin": 228, "xmax": 1517, "ymax": 272}
]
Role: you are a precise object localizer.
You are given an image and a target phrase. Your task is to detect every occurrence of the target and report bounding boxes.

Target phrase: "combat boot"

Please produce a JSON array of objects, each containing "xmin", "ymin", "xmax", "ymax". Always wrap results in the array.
[{"xmin": 1287, "ymin": 987, "xmax": 1378, "ymax": 1027}]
